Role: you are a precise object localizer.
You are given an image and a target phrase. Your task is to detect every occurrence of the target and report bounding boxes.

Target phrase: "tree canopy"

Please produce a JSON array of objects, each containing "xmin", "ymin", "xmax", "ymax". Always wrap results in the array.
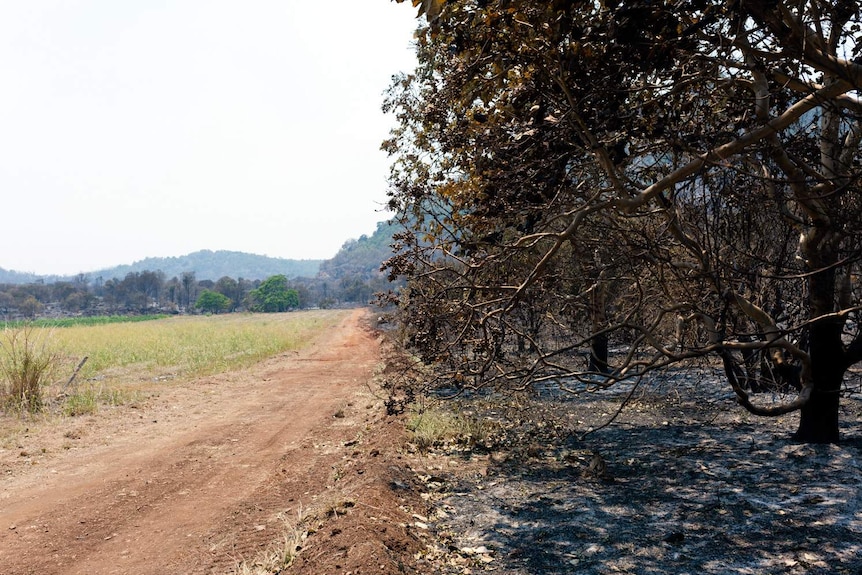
[
  {"xmin": 249, "ymin": 275, "xmax": 300, "ymax": 312},
  {"xmin": 387, "ymin": 0, "xmax": 862, "ymax": 443},
  {"xmin": 195, "ymin": 289, "xmax": 232, "ymax": 314}
]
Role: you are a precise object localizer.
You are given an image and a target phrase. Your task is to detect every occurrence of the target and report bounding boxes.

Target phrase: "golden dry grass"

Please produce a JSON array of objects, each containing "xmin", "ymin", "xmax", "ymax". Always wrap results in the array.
[
  {"xmin": 1, "ymin": 310, "xmax": 352, "ymax": 445},
  {"xmin": 48, "ymin": 310, "xmax": 349, "ymax": 389}
]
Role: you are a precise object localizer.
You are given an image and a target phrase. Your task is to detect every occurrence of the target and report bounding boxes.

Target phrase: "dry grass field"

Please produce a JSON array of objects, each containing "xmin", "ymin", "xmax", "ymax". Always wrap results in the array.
[{"xmin": 1, "ymin": 310, "xmax": 347, "ymax": 418}]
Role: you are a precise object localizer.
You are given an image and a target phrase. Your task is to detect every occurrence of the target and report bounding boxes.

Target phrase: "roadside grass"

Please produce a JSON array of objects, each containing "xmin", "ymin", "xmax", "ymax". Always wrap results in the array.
[
  {"xmin": 407, "ymin": 402, "xmax": 496, "ymax": 452},
  {"xmin": 232, "ymin": 508, "xmax": 311, "ymax": 575},
  {"xmin": 230, "ymin": 498, "xmax": 357, "ymax": 574},
  {"xmin": 0, "ymin": 325, "xmax": 59, "ymax": 413},
  {"xmin": 1, "ymin": 310, "xmax": 348, "ymax": 418},
  {"xmin": 62, "ymin": 385, "xmax": 141, "ymax": 417}
]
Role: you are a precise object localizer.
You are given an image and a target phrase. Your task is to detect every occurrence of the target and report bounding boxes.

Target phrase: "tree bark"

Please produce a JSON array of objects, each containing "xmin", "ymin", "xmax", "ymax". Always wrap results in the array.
[
  {"xmin": 793, "ymin": 384, "xmax": 841, "ymax": 443},
  {"xmin": 589, "ymin": 333, "xmax": 610, "ymax": 375},
  {"xmin": 588, "ymin": 270, "xmax": 610, "ymax": 375},
  {"xmin": 793, "ymin": 272, "xmax": 844, "ymax": 443}
]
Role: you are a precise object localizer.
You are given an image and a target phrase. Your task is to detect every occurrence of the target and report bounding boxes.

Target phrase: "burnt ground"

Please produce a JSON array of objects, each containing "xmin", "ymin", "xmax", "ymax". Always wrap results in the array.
[{"xmin": 403, "ymin": 370, "xmax": 862, "ymax": 575}]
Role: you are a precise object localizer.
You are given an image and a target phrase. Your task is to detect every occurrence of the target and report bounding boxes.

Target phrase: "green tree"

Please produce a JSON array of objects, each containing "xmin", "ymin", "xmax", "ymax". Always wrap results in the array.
[
  {"xmin": 195, "ymin": 289, "xmax": 232, "ymax": 314},
  {"xmin": 388, "ymin": 0, "xmax": 862, "ymax": 443},
  {"xmin": 249, "ymin": 275, "xmax": 300, "ymax": 312}
]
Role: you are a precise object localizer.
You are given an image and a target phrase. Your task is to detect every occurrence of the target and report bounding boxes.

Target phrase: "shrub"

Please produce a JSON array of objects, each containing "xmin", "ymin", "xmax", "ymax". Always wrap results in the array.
[{"xmin": 0, "ymin": 325, "xmax": 59, "ymax": 413}]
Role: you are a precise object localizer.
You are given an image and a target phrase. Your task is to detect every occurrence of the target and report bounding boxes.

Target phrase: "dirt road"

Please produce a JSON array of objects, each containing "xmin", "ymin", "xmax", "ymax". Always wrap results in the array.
[{"xmin": 0, "ymin": 309, "xmax": 418, "ymax": 575}]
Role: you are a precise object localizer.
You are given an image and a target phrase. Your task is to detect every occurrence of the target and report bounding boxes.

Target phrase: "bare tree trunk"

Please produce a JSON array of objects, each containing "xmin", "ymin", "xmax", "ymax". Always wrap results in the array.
[
  {"xmin": 793, "ymin": 268, "xmax": 843, "ymax": 443},
  {"xmin": 589, "ymin": 269, "xmax": 610, "ymax": 375},
  {"xmin": 589, "ymin": 333, "xmax": 610, "ymax": 375}
]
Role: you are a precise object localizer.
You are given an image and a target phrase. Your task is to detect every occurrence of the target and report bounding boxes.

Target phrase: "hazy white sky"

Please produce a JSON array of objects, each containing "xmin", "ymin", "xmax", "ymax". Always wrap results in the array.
[{"xmin": 0, "ymin": 1, "xmax": 418, "ymax": 275}]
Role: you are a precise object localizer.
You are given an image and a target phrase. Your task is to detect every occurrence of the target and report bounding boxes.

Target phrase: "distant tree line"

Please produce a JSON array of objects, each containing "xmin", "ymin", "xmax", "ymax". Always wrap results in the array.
[
  {"xmin": 0, "ymin": 221, "xmax": 403, "ymax": 321},
  {"xmin": 0, "ymin": 270, "xmax": 391, "ymax": 320}
]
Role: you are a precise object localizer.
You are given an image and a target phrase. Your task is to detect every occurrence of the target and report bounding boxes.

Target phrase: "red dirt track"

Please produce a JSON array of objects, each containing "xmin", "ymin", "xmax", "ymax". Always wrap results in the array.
[{"xmin": 0, "ymin": 309, "xmax": 419, "ymax": 574}]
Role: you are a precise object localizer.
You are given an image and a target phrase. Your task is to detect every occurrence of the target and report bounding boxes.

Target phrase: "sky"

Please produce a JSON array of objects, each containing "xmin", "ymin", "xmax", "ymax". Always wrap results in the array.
[{"xmin": 0, "ymin": 1, "xmax": 418, "ymax": 276}]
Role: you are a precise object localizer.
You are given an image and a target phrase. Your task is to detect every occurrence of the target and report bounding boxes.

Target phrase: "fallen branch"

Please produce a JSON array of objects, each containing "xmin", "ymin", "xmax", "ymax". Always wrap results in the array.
[{"xmin": 62, "ymin": 356, "xmax": 88, "ymax": 393}]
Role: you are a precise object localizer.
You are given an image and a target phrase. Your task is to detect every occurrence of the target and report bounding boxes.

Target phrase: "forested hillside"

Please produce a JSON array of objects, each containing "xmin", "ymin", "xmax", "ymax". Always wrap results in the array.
[
  {"xmin": 93, "ymin": 250, "xmax": 322, "ymax": 282},
  {"xmin": 0, "ymin": 251, "xmax": 320, "ymax": 285},
  {"xmin": 319, "ymin": 220, "xmax": 398, "ymax": 281},
  {"xmin": 0, "ymin": 268, "xmax": 43, "ymax": 285}
]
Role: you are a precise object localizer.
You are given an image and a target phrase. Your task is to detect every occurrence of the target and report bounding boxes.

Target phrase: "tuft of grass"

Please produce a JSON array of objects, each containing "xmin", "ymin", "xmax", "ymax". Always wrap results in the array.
[
  {"xmin": 63, "ymin": 390, "xmax": 99, "ymax": 417},
  {"xmin": 0, "ymin": 325, "xmax": 60, "ymax": 413},
  {"xmin": 231, "ymin": 508, "xmax": 311, "ymax": 575},
  {"xmin": 407, "ymin": 404, "xmax": 494, "ymax": 452},
  {"xmin": 318, "ymin": 497, "xmax": 356, "ymax": 519},
  {"xmin": 230, "ymin": 496, "xmax": 358, "ymax": 575},
  {"xmin": 61, "ymin": 385, "xmax": 141, "ymax": 417}
]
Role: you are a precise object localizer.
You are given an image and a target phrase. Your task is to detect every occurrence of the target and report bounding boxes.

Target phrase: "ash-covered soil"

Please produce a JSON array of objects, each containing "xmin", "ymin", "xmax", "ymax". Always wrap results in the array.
[{"xmin": 406, "ymin": 371, "xmax": 862, "ymax": 575}]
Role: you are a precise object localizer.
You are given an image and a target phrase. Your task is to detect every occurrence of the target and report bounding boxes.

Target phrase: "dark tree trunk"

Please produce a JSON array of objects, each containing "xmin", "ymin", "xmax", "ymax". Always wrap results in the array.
[
  {"xmin": 793, "ymin": 266, "xmax": 844, "ymax": 443},
  {"xmin": 589, "ymin": 333, "xmax": 610, "ymax": 374},
  {"xmin": 587, "ymin": 268, "xmax": 610, "ymax": 375},
  {"xmin": 793, "ymin": 383, "xmax": 841, "ymax": 443},
  {"xmin": 740, "ymin": 339, "xmax": 762, "ymax": 391}
]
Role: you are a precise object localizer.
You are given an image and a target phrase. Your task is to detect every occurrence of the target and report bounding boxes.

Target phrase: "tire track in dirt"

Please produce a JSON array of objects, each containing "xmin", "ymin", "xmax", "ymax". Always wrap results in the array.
[{"xmin": 0, "ymin": 309, "xmax": 382, "ymax": 575}]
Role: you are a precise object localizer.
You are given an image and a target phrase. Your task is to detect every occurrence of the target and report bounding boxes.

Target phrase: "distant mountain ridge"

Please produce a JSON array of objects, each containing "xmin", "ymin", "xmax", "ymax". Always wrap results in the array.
[
  {"xmin": 0, "ymin": 268, "xmax": 44, "ymax": 285},
  {"xmin": 1, "ymin": 250, "xmax": 323, "ymax": 284},
  {"xmin": 94, "ymin": 250, "xmax": 322, "ymax": 281}
]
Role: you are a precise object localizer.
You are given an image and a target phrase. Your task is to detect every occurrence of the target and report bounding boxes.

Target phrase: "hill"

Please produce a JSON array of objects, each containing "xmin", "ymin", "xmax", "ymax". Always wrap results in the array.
[
  {"xmin": 0, "ymin": 223, "xmax": 403, "ymax": 312},
  {"xmin": 0, "ymin": 251, "xmax": 322, "ymax": 285},
  {"xmin": 0, "ymin": 268, "xmax": 44, "ymax": 284},
  {"xmin": 319, "ymin": 220, "xmax": 399, "ymax": 281},
  {"xmin": 91, "ymin": 250, "xmax": 322, "ymax": 281},
  {"xmin": 1, "ymin": 222, "xmax": 399, "ymax": 286}
]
